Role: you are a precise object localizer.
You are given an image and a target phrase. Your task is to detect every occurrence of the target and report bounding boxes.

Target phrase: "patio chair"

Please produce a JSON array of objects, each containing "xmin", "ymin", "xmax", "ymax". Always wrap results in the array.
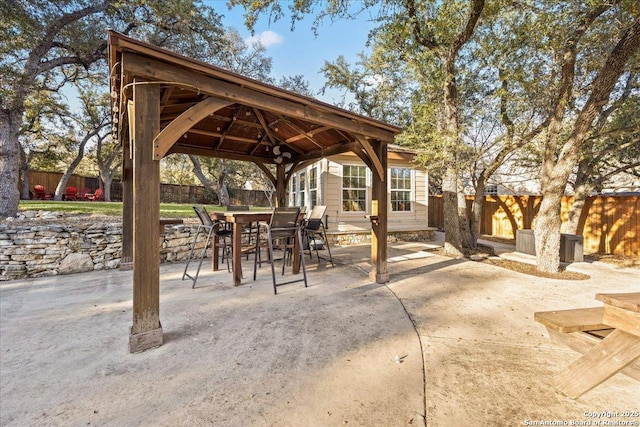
[
  {"xmin": 86, "ymin": 188, "xmax": 103, "ymax": 201},
  {"xmin": 303, "ymin": 205, "xmax": 334, "ymax": 267},
  {"xmin": 32, "ymin": 185, "xmax": 52, "ymax": 200},
  {"xmin": 64, "ymin": 186, "xmax": 78, "ymax": 201},
  {"xmin": 79, "ymin": 188, "xmax": 90, "ymax": 200},
  {"xmin": 253, "ymin": 206, "xmax": 307, "ymax": 294},
  {"xmin": 182, "ymin": 206, "xmax": 233, "ymax": 288}
]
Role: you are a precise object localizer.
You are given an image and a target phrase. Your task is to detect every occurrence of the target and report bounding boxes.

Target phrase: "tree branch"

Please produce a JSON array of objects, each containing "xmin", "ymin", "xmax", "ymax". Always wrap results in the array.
[
  {"xmin": 543, "ymin": 2, "xmax": 613, "ymax": 167},
  {"xmin": 405, "ymin": 0, "xmax": 439, "ymax": 50},
  {"xmin": 558, "ymin": 16, "xmax": 640, "ymax": 167},
  {"xmin": 451, "ymin": 0, "xmax": 485, "ymax": 55}
]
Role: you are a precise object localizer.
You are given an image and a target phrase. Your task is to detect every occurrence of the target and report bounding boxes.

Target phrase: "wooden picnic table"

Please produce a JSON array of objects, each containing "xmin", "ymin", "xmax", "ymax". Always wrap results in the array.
[{"xmin": 536, "ymin": 292, "xmax": 640, "ymax": 398}]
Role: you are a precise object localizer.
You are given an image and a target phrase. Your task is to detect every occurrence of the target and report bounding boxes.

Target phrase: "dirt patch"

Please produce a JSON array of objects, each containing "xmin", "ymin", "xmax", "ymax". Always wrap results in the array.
[
  {"xmin": 585, "ymin": 253, "xmax": 640, "ymax": 268},
  {"xmin": 479, "ymin": 257, "xmax": 590, "ymax": 280}
]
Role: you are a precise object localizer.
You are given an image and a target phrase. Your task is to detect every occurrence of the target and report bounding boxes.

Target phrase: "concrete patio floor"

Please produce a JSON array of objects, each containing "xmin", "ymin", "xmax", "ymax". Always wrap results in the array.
[{"xmin": 1, "ymin": 238, "xmax": 639, "ymax": 426}]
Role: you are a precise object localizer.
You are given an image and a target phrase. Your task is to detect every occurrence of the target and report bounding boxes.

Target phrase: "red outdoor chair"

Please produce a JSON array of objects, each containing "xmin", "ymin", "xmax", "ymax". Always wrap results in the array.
[
  {"xmin": 79, "ymin": 188, "xmax": 90, "ymax": 200},
  {"xmin": 33, "ymin": 185, "xmax": 53, "ymax": 200},
  {"xmin": 86, "ymin": 188, "xmax": 103, "ymax": 201},
  {"xmin": 64, "ymin": 187, "xmax": 78, "ymax": 201}
]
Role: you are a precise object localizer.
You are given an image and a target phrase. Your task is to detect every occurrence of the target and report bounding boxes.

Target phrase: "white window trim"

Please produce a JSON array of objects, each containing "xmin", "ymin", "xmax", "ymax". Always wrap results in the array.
[
  {"xmin": 340, "ymin": 164, "xmax": 369, "ymax": 214},
  {"xmin": 389, "ymin": 167, "xmax": 414, "ymax": 213},
  {"xmin": 299, "ymin": 170, "xmax": 307, "ymax": 208},
  {"xmin": 309, "ymin": 166, "xmax": 318, "ymax": 208}
]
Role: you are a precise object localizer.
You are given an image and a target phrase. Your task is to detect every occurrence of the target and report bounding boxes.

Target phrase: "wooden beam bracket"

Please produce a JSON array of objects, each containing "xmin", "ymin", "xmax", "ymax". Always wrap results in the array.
[
  {"xmin": 355, "ymin": 134, "xmax": 384, "ymax": 181},
  {"xmin": 153, "ymin": 96, "xmax": 232, "ymax": 160}
]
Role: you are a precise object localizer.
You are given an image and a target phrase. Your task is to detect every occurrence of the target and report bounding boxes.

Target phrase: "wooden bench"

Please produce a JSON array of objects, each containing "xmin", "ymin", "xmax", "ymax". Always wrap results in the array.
[{"xmin": 535, "ymin": 307, "xmax": 640, "ymax": 382}]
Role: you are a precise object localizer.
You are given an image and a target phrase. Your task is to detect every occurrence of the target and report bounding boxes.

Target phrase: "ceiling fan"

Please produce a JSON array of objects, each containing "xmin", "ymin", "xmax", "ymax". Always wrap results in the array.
[{"xmin": 272, "ymin": 145, "xmax": 292, "ymax": 164}]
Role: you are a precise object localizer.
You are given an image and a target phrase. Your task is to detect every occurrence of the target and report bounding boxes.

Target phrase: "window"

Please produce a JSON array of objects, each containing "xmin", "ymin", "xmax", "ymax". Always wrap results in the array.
[
  {"xmin": 342, "ymin": 165, "xmax": 367, "ymax": 212},
  {"xmin": 290, "ymin": 175, "xmax": 298, "ymax": 207},
  {"xmin": 485, "ymin": 185, "xmax": 498, "ymax": 196},
  {"xmin": 299, "ymin": 170, "xmax": 306, "ymax": 207},
  {"xmin": 309, "ymin": 167, "xmax": 318, "ymax": 208},
  {"xmin": 390, "ymin": 168, "xmax": 412, "ymax": 212}
]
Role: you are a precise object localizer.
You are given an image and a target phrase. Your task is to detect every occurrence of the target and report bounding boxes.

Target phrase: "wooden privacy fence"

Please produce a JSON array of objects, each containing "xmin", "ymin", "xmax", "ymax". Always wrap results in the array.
[
  {"xmin": 22, "ymin": 170, "xmax": 271, "ymax": 206},
  {"xmin": 25, "ymin": 171, "xmax": 88, "ymax": 195},
  {"xmin": 428, "ymin": 195, "xmax": 639, "ymax": 257}
]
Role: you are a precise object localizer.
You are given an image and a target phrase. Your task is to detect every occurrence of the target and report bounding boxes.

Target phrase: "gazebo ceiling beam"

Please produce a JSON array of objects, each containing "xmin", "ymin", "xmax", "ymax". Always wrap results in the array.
[
  {"xmin": 285, "ymin": 125, "xmax": 331, "ymax": 144},
  {"xmin": 295, "ymin": 141, "xmax": 361, "ymax": 163},
  {"xmin": 122, "ymin": 52, "xmax": 397, "ymax": 142},
  {"xmin": 159, "ymin": 86, "xmax": 175, "ymax": 111},
  {"xmin": 168, "ymin": 145, "xmax": 264, "ymax": 163},
  {"xmin": 274, "ymin": 113, "xmax": 325, "ymax": 150},
  {"xmin": 214, "ymin": 107, "xmax": 241, "ymax": 150},
  {"xmin": 249, "ymin": 134, "xmax": 269, "ymax": 156},
  {"xmin": 153, "ymin": 95, "xmax": 232, "ymax": 160},
  {"xmin": 186, "ymin": 128, "xmax": 257, "ymax": 145},
  {"xmin": 253, "ymin": 111, "xmax": 305, "ymax": 156},
  {"xmin": 160, "ymin": 112, "xmax": 265, "ymax": 131},
  {"xmin": 252, "ymin": 107, "xmax": 278, "ymax": 146}
]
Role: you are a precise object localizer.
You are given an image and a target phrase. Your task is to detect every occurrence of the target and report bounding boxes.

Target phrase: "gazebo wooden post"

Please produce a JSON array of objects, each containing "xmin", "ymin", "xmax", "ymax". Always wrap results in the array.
[
  {"xmin": 120, "ymin": 135, "xmax": 133, "ymax": 270},
  {"xmin": 370, "ymin": 140, "xmax": 389, "ymax": 284},
  {"xmin": 275, "ymin": 164, "xmax": 286, "ymax": 207},
  {"xmin": 129, "ymin": 80, "xmax": 163, "ymax": 353}
]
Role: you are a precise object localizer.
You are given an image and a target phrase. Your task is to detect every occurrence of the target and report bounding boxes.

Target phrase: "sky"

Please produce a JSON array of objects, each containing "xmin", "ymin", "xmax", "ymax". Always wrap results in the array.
[{"xmin": 204, "ymin": 1, "xmax": 378, "ymax": 104}]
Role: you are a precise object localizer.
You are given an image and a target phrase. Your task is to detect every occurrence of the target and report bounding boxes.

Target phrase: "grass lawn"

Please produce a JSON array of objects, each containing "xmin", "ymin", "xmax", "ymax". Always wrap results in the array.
[{"xmin": 19, "ymin": 201, "xmax": 267, "ymax": 218}]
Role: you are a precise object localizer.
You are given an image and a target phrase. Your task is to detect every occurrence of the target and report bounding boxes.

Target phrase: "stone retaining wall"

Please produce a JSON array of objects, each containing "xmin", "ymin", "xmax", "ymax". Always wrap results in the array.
[
  {"xmin": 1, "ymin": 212, "xmax": 436, "ymax": 281},
  {"xmin": 327, "ymin": 229, "xmax": 436, "ymax": 246},
  {"xmin": 0, "ymin": 215, "xmax": 200, "ymax": 281}
]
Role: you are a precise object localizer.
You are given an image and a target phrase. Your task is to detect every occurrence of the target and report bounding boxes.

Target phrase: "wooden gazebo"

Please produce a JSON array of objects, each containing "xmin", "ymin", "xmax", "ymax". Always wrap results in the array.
[{"xmin": 107, "ymin": 31, "xmax": 402, "ymax": 352}]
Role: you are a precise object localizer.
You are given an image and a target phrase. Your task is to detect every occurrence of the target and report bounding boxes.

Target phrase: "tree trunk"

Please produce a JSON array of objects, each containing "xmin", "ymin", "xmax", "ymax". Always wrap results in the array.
[
  {"xmin": 441, "ymin": 53, "xmax": 468, "ymax": 257},
  {"xmin": 442, "ymin": 166, "xmax": 465, "ymax": 256},
  {"xmin": 457, "ymin": 178, "xmax": 472, "ymax": 248},
  {"xmin": 217, "ymin": 160, "xmax": 230, "ymax": 206},
  {"xmin": 189, "ymin": 155, "xmax": 221, "ymax": 203},
  {"xmin": 97, "ymin": 139, "xmax": 120, "ymax": 203},
  {"xmin": 102, "ymin": 174, "xmax": 113, "ymax": 202},
  {"xmin": 566, "ymin": 183, "xmax": 592, "ymax": 235},
  {"xmin": 19, "ymin": 145, "xmax": 31, "ymax": 200},
  {"xmin": 470, "ymin": 179, "xmax": 486, "ymax": 247},
  {"xmin": 533, "ymin": 189, "xmax": 563, "ymax": 273},
  {"xmin": 0, "ymin": 109, "xmax": 22, "ymax": 217},
  {"xmin": 54, "ymin": 140, "xmax": 88, "ymax": 200},
  {"xmin": 566, "ymin": 158, "xmax": 596, "ymax": 235}
]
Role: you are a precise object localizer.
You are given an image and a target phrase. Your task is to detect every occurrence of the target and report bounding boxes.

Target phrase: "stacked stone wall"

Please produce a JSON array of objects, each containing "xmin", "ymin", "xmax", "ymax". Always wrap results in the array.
[
  {"xmin": 1, "ymin": 212, "xmax": 436, "ymax": 281},
  {"xmin": 327, "ymin": 229, "xmax": 436, "ymax": 246},
  {"xmin": 0, "ymin": 212, "xmax": 200, "ymax": 281}
]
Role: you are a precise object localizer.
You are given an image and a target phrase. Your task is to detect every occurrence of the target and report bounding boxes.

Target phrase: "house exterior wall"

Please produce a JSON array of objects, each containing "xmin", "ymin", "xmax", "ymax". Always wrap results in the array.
[{"xmin": 290, "ymin": 152, "xmax": 430, "ymax": 234}]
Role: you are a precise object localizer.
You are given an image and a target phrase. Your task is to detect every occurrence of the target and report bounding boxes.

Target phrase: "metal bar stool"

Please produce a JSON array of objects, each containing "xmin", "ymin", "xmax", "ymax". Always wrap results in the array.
[
  {"xmin": 253, "ymin": 207, "xmax": 308, "ymax": 294},
  {"xmin": 182, "ymin": 206, "xmax": 233, "ymax": 288},
  {"xmin": 303, "ymin": 205, "xmax": 334, "ymax": 267}
]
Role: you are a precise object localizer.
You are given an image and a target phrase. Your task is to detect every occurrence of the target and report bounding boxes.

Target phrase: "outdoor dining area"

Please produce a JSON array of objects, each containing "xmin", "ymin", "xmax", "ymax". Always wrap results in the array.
[
  {"xmin": 181, "ymin": 205, "xmax": 333, "ymax": 294},
  {"xmin": 107, "ymin": 31, "xmax": 401, "ymax": 353}
]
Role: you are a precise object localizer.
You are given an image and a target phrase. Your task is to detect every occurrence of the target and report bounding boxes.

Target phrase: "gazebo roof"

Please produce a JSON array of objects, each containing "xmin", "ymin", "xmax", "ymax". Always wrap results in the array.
[
  {"xmin": 108, "ymin": 31, "xmax": 402, "ymax": 167},
  {"xmin": 108, "ymin": 32, "xmax": 397, "ymax": 353}
]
